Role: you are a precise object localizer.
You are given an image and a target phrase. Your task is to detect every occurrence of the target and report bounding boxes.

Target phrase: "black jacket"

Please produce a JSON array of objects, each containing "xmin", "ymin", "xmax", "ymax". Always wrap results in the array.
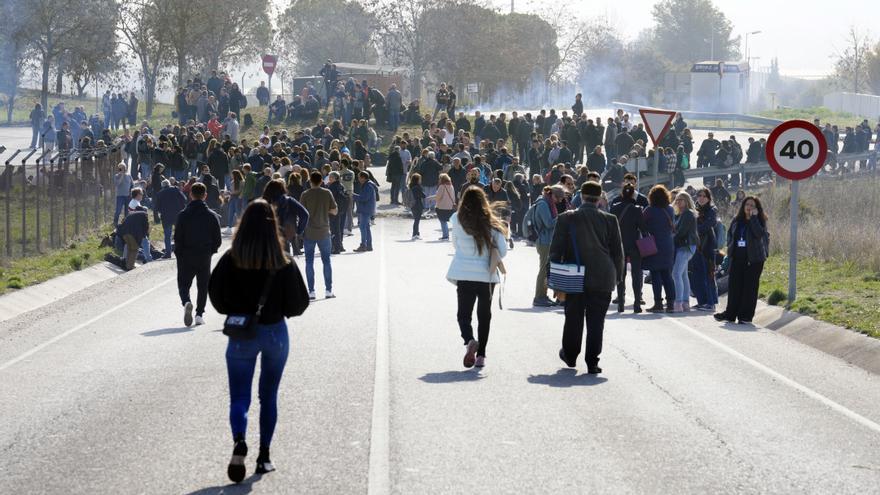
[
  {"xmin": 154, "ymin": 186, "xmax": 187, "ymax": 225},
  {"xmin": 727, "ymin": 216, "xmax": 769, "ymax": 265},
  {"xmin": 550, "ymin": 203, "xmax": 625, "ymax": 292},
  {"xmin": 609, "ymin": 200, "xmax": 647, "ymax": 253},
  {"xmin": 208, "ymin": 252, "xmax": 309, "ymax": 324},
  {"xmin": 117, "ymin": 210, "xmax": 149, "ymax": 243},
  {"xmin": 174, "ymin": 200, "xmax": 221, "ymax": 259}
]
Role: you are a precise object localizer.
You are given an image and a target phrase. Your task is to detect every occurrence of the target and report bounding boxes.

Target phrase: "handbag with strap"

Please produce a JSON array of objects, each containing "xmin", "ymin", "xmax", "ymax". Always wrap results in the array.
[
  {"xmin": 223, "ymin": 271, "xmax": 276, "ymax": 340},
  {"xmin": 636, "ymin": 207, "xmax": 673, "ymax": 258},
  {"xmin": 548, "ymin": 222, "xmax": 585, "ymax": 294}
]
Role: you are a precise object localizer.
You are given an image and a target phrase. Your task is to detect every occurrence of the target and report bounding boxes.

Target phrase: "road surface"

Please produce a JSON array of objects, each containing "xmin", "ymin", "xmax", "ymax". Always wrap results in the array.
[{"xmin": 1, "ymin": 214, "xmax": 879, "ymax": 494}]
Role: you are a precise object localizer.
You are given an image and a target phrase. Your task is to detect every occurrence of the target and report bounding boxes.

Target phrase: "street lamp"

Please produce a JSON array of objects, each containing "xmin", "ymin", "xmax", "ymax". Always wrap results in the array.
[{"xmin": 744, "ymin": 30, "xmax": 762, "ymax": 63}]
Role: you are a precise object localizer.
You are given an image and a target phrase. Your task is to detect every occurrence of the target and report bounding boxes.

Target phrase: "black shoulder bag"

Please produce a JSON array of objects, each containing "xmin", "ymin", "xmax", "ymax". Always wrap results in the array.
[{"xmin": 223, "ymin": 271, "xmax": 276, "ymax": 340}]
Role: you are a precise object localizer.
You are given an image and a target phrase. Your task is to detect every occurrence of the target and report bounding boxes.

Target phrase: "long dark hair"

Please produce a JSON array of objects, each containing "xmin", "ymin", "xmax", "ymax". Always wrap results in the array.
[
  {"xmin": 734, "ymin": 195, "xmax": 768, "ymax": 225},
  {"xmin": 457, "ymin": 187, "xmax": 508, "ymax": 255},
  {"xmin": 231, "ymin": 200, "xmax": 289, "ymax": 270}
]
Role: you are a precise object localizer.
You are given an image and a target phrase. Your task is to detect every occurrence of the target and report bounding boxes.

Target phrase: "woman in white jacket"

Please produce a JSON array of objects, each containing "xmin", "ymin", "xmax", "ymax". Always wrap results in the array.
[{"xmin": 446, "ymin": 187, "xmax": 509, "ymax": 368}]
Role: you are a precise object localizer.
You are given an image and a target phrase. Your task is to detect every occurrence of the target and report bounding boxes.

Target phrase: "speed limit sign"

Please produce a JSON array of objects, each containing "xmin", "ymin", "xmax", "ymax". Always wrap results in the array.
[{"xmin": 765, "ymin": 120, "xmax": 827, "ymax": 180}]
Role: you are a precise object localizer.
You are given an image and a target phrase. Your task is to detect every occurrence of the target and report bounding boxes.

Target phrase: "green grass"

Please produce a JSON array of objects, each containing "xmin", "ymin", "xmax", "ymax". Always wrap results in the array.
[
  {"xmin": 0, "ymin": 221, "xmax": 165, "ymax": 295},
  {"xmin": 759, "ymin": 255, "xmax": 880, "ymax": 338},
  {"xmin": 3, "ymin": 88, "xmax": 176, "ymax": 128},
  {"xmin": 757, "ymin": 107, "xmax": 864, "ymax": 128}
]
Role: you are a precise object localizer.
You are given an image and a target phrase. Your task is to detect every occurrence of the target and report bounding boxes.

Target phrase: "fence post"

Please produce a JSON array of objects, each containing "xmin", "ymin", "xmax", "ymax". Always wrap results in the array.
[
  {"xmin": 4, "ymin": 164, "xmax": 10, "ymax": 258},
  {"xmin": 94, "ymin": 150, "xmax": 100, "ymax": 229},
  {"xmin": 74, "ymin": 156, "xmax": 80, "ymax": 237},
  {"xmin": 49, "ymin": 158, "xmax": 55, "ymax": 249},
  {"xmin": 21, "ymin": 163, "xmax": 26, "ymax": 256},
  {"xmin": 61, "ymin": 153, "xmax": 68, "ymax": 245}
]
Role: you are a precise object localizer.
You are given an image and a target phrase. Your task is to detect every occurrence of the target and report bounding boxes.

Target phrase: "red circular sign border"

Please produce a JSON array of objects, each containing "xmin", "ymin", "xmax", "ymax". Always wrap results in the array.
[{"xmin": 765, "ymin": 120, "xmax": 828, "ymax": 181}]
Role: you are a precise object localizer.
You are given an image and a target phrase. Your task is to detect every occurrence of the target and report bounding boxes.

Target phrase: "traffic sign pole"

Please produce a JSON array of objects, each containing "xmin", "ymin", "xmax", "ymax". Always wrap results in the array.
[
  {"xmin": 765, "ymin": 120, "xmax": 826, "ymax": 305},
  {"xmin": 789, "ymin": 180, "xmax": 799, "ymax": 303},
  {"xmin": 638, "ymin": 108, "xmax": 677, "ymax": 183}
]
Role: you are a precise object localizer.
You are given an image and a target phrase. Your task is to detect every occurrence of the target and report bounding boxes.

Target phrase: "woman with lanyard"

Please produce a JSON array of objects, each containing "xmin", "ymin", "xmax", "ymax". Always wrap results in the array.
[
  {"xmin": 446, "ymin": 187, "xmax": 509, "ymax": 368},
  {"xmin": 714, "ymin": 196, "xmax": 769, "ymax": 324}
]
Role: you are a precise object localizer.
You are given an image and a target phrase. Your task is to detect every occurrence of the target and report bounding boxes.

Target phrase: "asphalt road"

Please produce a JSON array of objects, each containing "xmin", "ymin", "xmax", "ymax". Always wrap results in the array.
[{"xmin": 1, "ymin": 213, "xmax": 879, "ymax": 494}]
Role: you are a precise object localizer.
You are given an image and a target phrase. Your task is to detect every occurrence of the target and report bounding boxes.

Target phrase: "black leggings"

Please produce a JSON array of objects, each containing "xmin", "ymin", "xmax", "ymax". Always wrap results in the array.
[
  {"xmin": 412, "ymin": 206, "xmax": 423, "ymax": 236},
  {"xmin": 456, "ymin": 281, "xmax": 495, "ymax": 357}
]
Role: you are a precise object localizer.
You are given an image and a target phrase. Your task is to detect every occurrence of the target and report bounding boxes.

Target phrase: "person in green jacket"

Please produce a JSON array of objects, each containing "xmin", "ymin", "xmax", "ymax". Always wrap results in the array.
[{"xmin": 240, "ymin": 163, "xmax": 258, "ymax": 202}]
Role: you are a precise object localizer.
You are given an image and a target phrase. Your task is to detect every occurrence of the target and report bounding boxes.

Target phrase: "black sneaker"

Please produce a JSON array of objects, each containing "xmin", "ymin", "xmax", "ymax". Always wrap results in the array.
[
  {"xmin": 228, "ymin": 440, "xmax": 248, "ymax": 483},
  {"xmin": 714, "ymin": 312, "xmax": 735, "ymax": 322},
  {"xmin": 255, "ymin": 447, "xmax": 275, "ymax": 474}
]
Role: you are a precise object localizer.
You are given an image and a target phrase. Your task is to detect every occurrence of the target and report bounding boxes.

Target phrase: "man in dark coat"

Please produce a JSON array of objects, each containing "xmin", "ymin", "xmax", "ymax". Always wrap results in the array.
[
  {"xmin": 154, "ymin": 179, "xmax": 187, "ymax": 257},
  {"xmin": 551, "ymin": 181, "xmax": 624, "ymax": 374},
  {"xmin": 697, "ymin": 132, "xmax": 720, "ymax": 168},
  {"xmin": 174, "ymin": 182, "xmax": 222, "ymax": 327}
]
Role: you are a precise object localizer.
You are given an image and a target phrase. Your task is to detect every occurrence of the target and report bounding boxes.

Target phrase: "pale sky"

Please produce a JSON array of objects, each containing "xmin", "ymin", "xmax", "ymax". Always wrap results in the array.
[{"xmin": 489, "ymin": 0, "xmax": 879, "ymax": 77}]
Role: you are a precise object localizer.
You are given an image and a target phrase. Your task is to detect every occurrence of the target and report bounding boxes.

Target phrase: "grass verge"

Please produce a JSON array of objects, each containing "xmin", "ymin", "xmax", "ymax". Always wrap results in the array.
[
  {"xmin": 0, "ymin": 222, "xmax": 165, "ymax": 295},
  {"xmin": 756, "ymin": 107, "xmax": 864, "ymax": 128},
  {"xmin": 759, "ymin": 254, "xmax": 880, "ymax": 339}
]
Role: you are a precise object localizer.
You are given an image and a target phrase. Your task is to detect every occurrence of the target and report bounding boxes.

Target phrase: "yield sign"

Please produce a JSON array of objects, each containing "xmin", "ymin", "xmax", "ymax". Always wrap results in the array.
[{"xmin": 638, "ymin": 108, "xmax": 677, "ymax": 146}]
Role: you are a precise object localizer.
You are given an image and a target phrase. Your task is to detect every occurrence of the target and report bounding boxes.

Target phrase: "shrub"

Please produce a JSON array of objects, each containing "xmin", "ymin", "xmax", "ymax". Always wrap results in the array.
[
  {"xmin": 69, "ymin": 256, "xmax": 83, "ymax": 271},
  {"xmin": 7, "ymin": 276, "xmax": 23, "ymax": 289},
  {"xmin": 767, "ymin": 289, "xmax": 787, "ymax": 306}
]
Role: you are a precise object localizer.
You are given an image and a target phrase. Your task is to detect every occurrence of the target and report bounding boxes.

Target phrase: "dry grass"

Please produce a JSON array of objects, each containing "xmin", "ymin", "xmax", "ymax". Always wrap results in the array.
[{"xmin": 757, "ymin": 177, "xmax": 880, "ymax": 273}]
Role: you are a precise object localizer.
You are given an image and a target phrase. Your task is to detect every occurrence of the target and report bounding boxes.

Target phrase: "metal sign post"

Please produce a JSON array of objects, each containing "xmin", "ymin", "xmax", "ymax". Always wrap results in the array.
[{"xmin": 765, "ymin": 120, "xmax": 827, "ymax": 304}]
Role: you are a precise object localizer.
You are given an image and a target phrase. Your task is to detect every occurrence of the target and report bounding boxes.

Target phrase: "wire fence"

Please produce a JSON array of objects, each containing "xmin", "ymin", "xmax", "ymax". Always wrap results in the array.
[{"xmin": 1, "ymin": 144, "xmax": 123, "ymax": 259}]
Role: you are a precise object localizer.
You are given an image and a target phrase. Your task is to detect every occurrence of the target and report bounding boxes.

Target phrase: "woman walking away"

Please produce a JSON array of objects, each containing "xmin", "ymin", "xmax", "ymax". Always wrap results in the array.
[
  {"xmin": 642, "ymin": 185, "xmax": 676, "ymax": 313},
  {"xmin": 208, "ymin": 200, "xmax": 310, "ymax": 483},
  {"xmin": 409, "ymin": 173, "xmax": 426, "ymax": 240},
  {"xmin": 430, "ymin": 173, "xmax": 456, "ymax": 240},
  {"xmin": 715, "ymin": 196, "xmax": 769, "ymax": 324},
  {"xmin": 609, "ymin": 184, "xmax": 647, "ymax": 313},
  {"xmin": 672, "ymin": 191, "xmax": 699, "ymax": 312},
  {"xmin": 691, "ymin": 188, "xmax": 719, "ymax": 311},
  {"xmin": 446, "ymin": 187, "xmax": 508, "ymax": 368}
]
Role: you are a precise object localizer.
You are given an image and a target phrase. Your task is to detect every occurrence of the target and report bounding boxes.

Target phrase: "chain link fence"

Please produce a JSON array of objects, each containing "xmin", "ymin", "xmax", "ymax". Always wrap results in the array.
[{"xmin": 1, "ymin": 144, "xmax": 123, "ymax": 259}]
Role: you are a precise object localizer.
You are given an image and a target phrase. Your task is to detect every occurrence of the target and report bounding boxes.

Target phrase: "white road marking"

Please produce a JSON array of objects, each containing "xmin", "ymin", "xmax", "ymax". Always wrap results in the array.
[
  {"xmin": 0, "ymin": 276, "xmax": 176, "ymax": 372},
  {"xmin": 368, "ymin": 222, "xmax": 391, "ymax": 494},
  {"xmin": 667, "ymin": 318, "xmax": 880, "ymax": 435}
]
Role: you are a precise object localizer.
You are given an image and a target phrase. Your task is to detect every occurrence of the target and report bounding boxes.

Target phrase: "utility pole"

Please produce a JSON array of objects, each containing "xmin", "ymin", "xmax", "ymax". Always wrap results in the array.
[{"xmin": 511, "ymin": 0, "xmax": 514, "ymax": 13}]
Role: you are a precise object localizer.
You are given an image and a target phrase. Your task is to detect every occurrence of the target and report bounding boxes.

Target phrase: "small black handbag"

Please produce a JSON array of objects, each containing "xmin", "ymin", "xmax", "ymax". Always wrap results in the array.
[{"xmin": 223, "ymin": 271, "xmax": 276, "ymax": 340}]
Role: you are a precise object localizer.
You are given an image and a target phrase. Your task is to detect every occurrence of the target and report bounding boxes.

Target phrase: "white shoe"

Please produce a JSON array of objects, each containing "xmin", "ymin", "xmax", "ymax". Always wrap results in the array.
[
  {"xmin": 223, "ymin": 227, "xmax": 232, "ymax": 235},
  {"xmin": 194, "ymin": 315, "xmax": 205, "ymax": 326},
  {"xmin": 412, "ymin": 235, "xmax": 420, "ymax": 240},
  {"xmin": 183, "ymin": 302, "xmax": 193, "ymax": 327},
  {"xmin": 325, "ymin": 290, "xmax": 336, "ymax": 299},
  {"xmin": 309, "ymin": 291, "xmax": 316, "ymax": 300}
]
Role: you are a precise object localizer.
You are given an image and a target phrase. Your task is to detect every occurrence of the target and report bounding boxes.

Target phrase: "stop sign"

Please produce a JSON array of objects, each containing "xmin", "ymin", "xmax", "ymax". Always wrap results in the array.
[{"xmin": 261, "ymin": 55, "xmax": 277, "ymax": 76}]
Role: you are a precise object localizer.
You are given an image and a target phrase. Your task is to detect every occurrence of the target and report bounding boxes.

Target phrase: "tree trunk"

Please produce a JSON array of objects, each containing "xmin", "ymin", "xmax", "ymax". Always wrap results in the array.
[
  {"xmin": 6, "ymin": 92, "xmax": 15, "ymax": 125},
  {"xmin": 145, "ymin": 75, "xmax": 156, "ymax": 119},
  {"xmin": 177, "ymin": 51, "xmax": 186, "ymax": 90},
  {"xmin": 55, "ymin": 66, "xmax": 63, "ymax": 95},
  {"xmin": 41, "ymin": 58, "xmax": 50, "ymax": 112},
  {"xmin": 75, "ymin": 80, "xmax": 87, "ymax": 98}
]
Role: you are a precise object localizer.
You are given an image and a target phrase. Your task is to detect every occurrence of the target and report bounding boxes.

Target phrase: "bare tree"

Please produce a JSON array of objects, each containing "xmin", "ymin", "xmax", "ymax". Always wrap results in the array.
[
  {"xmin": 119, "ymin": 0, "xmax": 171, "ymax": 118},
  {"xmin": 194, "ymin": 0, "xmax": 272, "ymax": 75},
  {"xmin": 0, "ymin": 0, "xmax": 32, "ymax": 123},
  {"xmin": 834, "ymin": 27, "xmax": 872, "ymax": 94}
]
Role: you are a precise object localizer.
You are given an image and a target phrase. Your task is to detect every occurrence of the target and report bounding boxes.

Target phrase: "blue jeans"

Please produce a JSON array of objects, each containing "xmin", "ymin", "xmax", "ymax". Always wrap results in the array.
[
  {"xmin": 439, "ymin": 218, "xmax": 449, "ymax": 238},
  {"xmin": 358, "ymin": 212, "xmax": 372, "ymax": 247},
  {"xmin": 226, "ymin": 320, "xmax": 289, "ymax": 447},
  {"xmin": 114, "ymin": 196, "xmax": 128, "ymax": 225},
  {"xmin": 650, "ymin": 269, "xmax": 674, "ymax": 307},
  {"xmin": 227, "ymin": 196, "xmax": 242, "ymax": 228},
  {"xmin": 304, "ymin": 236, "xmax": 332, "ymax": 292},
  {"xmin": 422, "ymin": 186, "xmax": 437, "ymax": 209},
  {"xmin": 162, "ymin": 221, "xmax": 173, "ymax": 255},
  {"xmin": 388, "ymin": 110, "xmax": 399, "ymax": 131},
  {"xmin": 689, "ymin": 253, "xmax": 718, "ymax": 306},
  {"xmin": 673, "ymin": 246, "xmax": 696, "ymax": 303}
]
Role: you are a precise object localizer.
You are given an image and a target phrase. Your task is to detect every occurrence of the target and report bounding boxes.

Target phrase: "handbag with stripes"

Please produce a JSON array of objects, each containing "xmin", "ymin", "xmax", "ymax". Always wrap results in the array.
[{"xmin": 548, "ymin": 223, "xmax": 585, "ymax": 294}]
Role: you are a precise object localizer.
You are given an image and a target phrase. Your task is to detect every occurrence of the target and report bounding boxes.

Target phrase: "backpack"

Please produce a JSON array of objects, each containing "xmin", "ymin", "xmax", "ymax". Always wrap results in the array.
[{"xmin": 522, "ymin": 199, "xmax": 541, "ymax": 242}]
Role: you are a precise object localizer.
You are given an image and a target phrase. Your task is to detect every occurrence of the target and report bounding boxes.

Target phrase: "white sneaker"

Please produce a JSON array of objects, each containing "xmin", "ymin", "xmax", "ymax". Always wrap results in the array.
[
  {"xmin": 223, "ymin": 227, "xmax": 232, "ymax": 235},
  {"xmin": 309, "ymin": 291, "xmax": 316, "ymax": 300},
  {"xmin": 183, "ymin": 302, "xmax": 193, "ymax": 327},
  {"xmin": 194, "ymin": 315, "xmax": 205, "ymax": 326},
  {"xmin": 325, "ymin": 290, "xmax": 336, "ymax": 299},
  {"xmin": 411, "ymin": 235, "xmax": 420, "ymax": 240}
]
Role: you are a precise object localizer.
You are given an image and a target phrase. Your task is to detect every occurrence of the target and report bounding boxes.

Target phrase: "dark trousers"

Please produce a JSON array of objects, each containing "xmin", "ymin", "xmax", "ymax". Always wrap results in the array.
[
  {"xmin": 724, "ymin": 258, "xmax": 764, "ymax": 321},
  {"xmin": 330, "ymin": 213, "xmax": 344, "ymax": 252},
  {"xmin": 616, "ymin": 251, "xmax": 643, "ymax": 305},
  {"xmin": 562, "ymin": 291, "xmax": 612, "ymax": 366},
  {"xmin": 412, "ymin": 206, "xmax": 423, "ymax": 236},
  {"xmin": 178, "ymin": 255, "xmax": 211, "ymax": 316},
  {"xmin": 456, "ymin": 281, "xmax": 495, "ymax": 357},
  {"xmin": 650, "ymin": 269, "xmax": 675, "ymax": 308},
  {"xmin": 389, "ymin": 177, "xmax": 401, "ymax": 204}
]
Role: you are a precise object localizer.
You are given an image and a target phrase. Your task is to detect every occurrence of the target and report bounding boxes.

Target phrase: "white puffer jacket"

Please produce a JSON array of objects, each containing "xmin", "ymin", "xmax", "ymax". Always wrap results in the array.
[{"xmin": 446, "ymin": 212, "xmax": 508, "ymax": 284}]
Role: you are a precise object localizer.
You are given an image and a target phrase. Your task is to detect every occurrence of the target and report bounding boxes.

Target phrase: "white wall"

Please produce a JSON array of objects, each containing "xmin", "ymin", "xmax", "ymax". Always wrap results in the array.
[{"xmin": 823, "ymin": 92, "xmax": 880, "ymax": 119}]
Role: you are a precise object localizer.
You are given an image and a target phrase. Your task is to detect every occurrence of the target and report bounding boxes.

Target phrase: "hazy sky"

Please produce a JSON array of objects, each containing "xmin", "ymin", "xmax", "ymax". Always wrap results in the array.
[{"xmin": 489, "ymin": 0, "xmax": 879, "ymax": 76}]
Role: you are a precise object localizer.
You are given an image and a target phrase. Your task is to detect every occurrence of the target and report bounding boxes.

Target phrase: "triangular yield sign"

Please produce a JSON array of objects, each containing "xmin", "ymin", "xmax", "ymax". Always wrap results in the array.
[{"xmin": 638, "ymin": 109, "xmax": 677, "ymax": 146}]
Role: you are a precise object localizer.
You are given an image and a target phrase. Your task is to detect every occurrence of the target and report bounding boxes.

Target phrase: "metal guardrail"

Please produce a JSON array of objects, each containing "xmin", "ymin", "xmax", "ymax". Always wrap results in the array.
[
  {"xmin": 612, "ymin": 101, "xmax": 784, "ymax": 128},
  {"xmin": 635, "ymin": 150, "xmax": 876, "ymax": 190}
]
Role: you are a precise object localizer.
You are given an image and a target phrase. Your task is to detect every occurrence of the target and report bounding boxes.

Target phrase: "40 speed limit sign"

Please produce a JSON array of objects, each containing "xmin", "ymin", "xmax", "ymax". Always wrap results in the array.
[{"xmin": 765, "ymin": 120, "xmax": 827, "ymax": 180}]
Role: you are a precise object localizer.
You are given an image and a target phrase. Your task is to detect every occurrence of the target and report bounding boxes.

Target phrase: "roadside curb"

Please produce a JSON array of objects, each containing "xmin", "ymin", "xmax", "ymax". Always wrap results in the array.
[{"xmin": 752, "ymin": 301, "xmax": 880, "ymax": 375}]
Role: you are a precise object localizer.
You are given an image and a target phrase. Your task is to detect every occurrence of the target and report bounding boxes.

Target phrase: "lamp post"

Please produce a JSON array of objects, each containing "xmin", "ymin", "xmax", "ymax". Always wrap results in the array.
[{"xmin": 744, "ymin": 30, "xmax": 762, "ymax": 63}]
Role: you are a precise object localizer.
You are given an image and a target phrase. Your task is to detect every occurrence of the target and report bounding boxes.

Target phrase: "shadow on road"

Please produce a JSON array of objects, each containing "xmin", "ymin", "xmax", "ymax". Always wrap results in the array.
[
  {"xmin": 419, "ymin": 370, "xmax": 485, "ymax": 383},
  {"xmin": 527, "ymin": 368, "xmax": 608, "ymax": 388},
  {"xmin": 722, "ymin": 322, "xmax": 758, "ymax": 332},
  {"xmin": 184, "ymin": 473, "xmax": 263, "ymax": 495},
  {"xmin": 141, "ymin": 327, "xmax": 194, "ymax": 337},
  {"xmin": 506, "ymin": 307, "xmax": 564, "ymax": 314}
]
